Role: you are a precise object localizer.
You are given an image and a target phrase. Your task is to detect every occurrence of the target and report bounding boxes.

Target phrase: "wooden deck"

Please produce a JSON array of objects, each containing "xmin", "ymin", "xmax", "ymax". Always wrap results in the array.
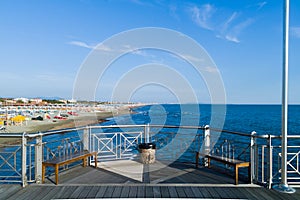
[{"xmin": 1, "ymin": 160, "xmax": 299, "ymax": 199}]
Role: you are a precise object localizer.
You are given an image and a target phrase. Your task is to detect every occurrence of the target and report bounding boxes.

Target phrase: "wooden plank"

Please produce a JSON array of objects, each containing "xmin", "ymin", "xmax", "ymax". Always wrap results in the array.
[
  {"xmin": 198, "ymin": 187, "xmax": 211, "ymax": 198},
  {"xmin": 153, "ymin": 186, "xmax": 161, "ymax": 198},
  {"xmin": 168, "ymin": 186, "xmax": 178, "ymax": 198},
  {"xmin": 120, "ymin": 186, "xmax": 130, "ymax": 198},
  {"xmin": 0, "ymin": 185, "xmax": 21, "ymax": 200},
  {"xmin": 77, "ymin": 186, "xmax": 93, "ymax": 198},
  {"xmin": 47, "ymin": 186, "xmax": 67, "ymax": 199},
  {"xmin": 128, "ymin": 186, "xmax": 138, "ymax": 198},
  {"xmin": 111, "ymin": 186, "xmax": 122, "ymax": 198},
  {"xmin": 230, "ymin": 187, "xmax": 249, "ymax": 199},
  {"xmin": 68, "ymin": 186, "xmax": 84, "ymax": 199},
  {"xmin": 86, "ymin": 186, "xmax": 99, "ymax": 198},
  {"xmin": 95, "ymin": 186, "xmax": 107, "ymax": 198},
  {"xmin": 14, "ymin": 186, "xmax": 40, "ymax": 200},
  {"xmin": 215, "ymin": 187, "xmax": 234, "ymax": 199},
  {"xmin": 137, "ymin": 185, "xmax": 145, "ymax": 197},
  {"xmin": 5, "ymin": 188, "xmax": 27, "ymax": 200},
  {"xmin": 206, "ymin": 187, "xmax": 222, "ymax": 198},
  {"xmin": 237, "ymin": 187, "xmax": 261, "ymax": 199},
  {"xmin": 175, "ymin": 186, "xmax": 186, "ymax": 198},
  {"xmin": 190, "ymin": 186, "xmax": 204, "ymax": 198},
  {"xmin": 160, "ymin": 186, "xmax": 170, "ymax": 198},
  {"xmin": 145, "ymin": 186, "xmax": 154, "ymax": 197},
  {"xmin": 184, "ymin": 186, "xmax": 195, "ymax": 198},
  {"xmin": 41, "ymin": 186, "xmax": 64, "ymax": 200},
  {"xmin": 103, "ymin": 186, "xmax": 115, "ymax": 198},
  {"xmin": 58, "ymin": 186, "xmax": 79, "ymax": 199}
]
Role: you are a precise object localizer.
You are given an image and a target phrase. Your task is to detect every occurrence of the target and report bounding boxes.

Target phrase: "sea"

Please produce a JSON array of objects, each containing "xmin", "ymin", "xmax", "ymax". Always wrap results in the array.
[
  {"xmin": 99, "ymin": 104, "xmax": 300, "ymax": 163},
  {"xmin": 104, "ymin": 104, "xmax": 300, "ymax": 136}
]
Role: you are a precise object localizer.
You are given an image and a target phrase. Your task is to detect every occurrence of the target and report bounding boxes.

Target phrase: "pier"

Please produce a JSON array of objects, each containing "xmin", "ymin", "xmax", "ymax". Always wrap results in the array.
[
  {"xmin": 0, "ymin": 124, "xmax": 299, "ymax": 199},
  {"xmin": 1, "ymin": 163, "xmax": 300, "ymax": 199}
]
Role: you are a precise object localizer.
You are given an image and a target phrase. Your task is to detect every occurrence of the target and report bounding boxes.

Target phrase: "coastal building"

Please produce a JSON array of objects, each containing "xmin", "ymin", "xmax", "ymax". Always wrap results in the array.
[
  {"xmin": 29, "ymin": 98, "xmax": 43, "ymax": 104},
  {"xmin": 13, "ymin": 97, "xmax": 29, "ymax": 103}
]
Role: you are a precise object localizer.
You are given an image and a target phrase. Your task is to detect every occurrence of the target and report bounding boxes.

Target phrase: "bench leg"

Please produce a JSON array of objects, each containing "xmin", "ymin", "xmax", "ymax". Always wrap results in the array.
[
  {"xmin": 83, "ymin": 157, "xmax": 87, "ymax": 167},
  {"xmin": 207, "ymin": 157, "xmax": 211, "ymax": 168},
  {"xmin": 42, "ymin": 164, "xmax": 45, "ymax": 183},
  {"xmin": 235, "ymin": 166, "xmax": 239, "ymax": 185},
  {"xmin": 248, "ymin": 165, "xmax": 251, "ymax": 183},
  {"xmin": 195, "ymin": 152, "xmax": 199, "ymax": 168},
  {"xmin": 94, "ymin": 153, "xmax": 97, "ymax": 168},
  {"xmin": 55, "ymin": 165, "xmax": 59, "ymax": 185}
]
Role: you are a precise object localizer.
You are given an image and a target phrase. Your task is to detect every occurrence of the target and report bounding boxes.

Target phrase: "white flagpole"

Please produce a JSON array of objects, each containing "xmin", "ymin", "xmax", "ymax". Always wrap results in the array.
[{"xmin": 273, "ymin": 0, "xmax": 295, "ymax": 193}]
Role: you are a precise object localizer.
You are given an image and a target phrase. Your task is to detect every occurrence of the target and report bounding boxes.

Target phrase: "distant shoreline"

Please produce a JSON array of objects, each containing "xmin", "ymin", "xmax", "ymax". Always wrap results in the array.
[{"xmin": 0, "ymin": 107, "xmax": 135, "ymax": 145}]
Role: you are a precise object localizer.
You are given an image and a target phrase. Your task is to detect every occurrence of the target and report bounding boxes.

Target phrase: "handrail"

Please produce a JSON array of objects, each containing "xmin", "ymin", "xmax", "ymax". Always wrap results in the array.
[
  {"xmin": 210, "ymin": 127, "xmax": 280, "ymax": 139},
  {"xmin": 0, "ymin": 124, "xmax": 289, "ymax": 140}
]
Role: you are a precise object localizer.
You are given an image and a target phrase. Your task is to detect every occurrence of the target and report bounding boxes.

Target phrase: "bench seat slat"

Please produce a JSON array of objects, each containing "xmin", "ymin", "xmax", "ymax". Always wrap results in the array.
[
  {"xmin": 43, "ymin": 150, "xmax": 95, "ymax": 165},
  {"xmin": 206, "ymin": 155, "xmax": 249, "ymax": 166},
  {"xmin": 195, "ymin": 152, "xmax": 250, "ymax": 185},
  {"xmin": 42, "ymin": 150, "xmax": 97, "ymax": 185}
]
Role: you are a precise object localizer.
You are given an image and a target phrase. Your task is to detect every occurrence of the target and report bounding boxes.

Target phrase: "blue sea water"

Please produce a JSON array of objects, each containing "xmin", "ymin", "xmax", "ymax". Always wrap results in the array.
[
  {"xmin": 103, "ymin": 104, "xmax": 300, "ymax": 136},
  {"xmin": 100, "ymin": 104, "xmax": 300, "ymax": 165}
]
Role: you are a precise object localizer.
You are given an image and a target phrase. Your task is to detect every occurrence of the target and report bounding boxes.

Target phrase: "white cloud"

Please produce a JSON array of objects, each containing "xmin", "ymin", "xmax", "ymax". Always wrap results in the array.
[
  {"xmin": 181, "ymin": 54, "xmax": 204, "ymax": 63},
  {"xmin": 224, "ymin": 18, "xmax": 254, "ymax": 43},
  {"xmin": 225, "ymin": 35, "xmax": 240, "ymax": 43},
  {"xmin": 257, "ymin": 2, "xmax": 267, "ymax": 10},
  {"xmin": 188, "ymin": 4, "xmax": 255, "ymax": 43},
  {"xmin": 291, "ymin": 27, "xmax": 300, "ymax": 38},
  {"xmin": 221, "ymin": 12, "xmax": 239, "ymax": 33},
  {"xmin": 68, "ymin": 41, "xmax": 95, "ymax": 49},
  {"xmin": 95, "ymin": 44, "xmax": 114, "ymax": 52},
  {"xmin": 190, "ymin": 4, "xmax": 215, "ymax": 30}
]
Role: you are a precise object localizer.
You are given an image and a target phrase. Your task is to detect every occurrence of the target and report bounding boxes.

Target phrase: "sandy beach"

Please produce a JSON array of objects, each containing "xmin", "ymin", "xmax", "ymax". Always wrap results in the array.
[{"xmin": 0, "ymin": 107, "xmax": 133, "ymax": 145}]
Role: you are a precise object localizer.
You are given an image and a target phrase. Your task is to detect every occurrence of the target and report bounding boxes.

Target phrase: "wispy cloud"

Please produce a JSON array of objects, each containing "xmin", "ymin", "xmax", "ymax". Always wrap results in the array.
[
  {"xmin": 256, "ymin": 2, "xmax": 267, "ymax": 10},
  {"xmin": 68, "ymin": 41, "xmax": 95, "ymax": 49},
  {"xmin": 221, "ymin": 12, "xmax": 239, "ymax": 33},
  {"xmin": 190, "ymin": 4, "xmax": 215, "ymax": 30},
  {"xmin": 188, "ymin": 4, "xmax": 254, "ymax": 43},
  {"xmin": 169, "ymin": 4, "xmax": 179, "ymax": 21},
  {"xmin": 69, "ymin": 40, "xmax": 117, "ymax": 52},
  {"xmin": 223, "ymin": 18, "xmax": 254, "ymax": 43},
  {"xmin": 291, "ymin": 27, "xmax": 300, "ymax": 38}
]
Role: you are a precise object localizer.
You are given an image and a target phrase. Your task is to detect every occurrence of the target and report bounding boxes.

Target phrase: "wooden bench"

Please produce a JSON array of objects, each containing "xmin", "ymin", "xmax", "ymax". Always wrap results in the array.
[
  {"xmin": 195, "ymin": 152, "xmax": 250, "ymax": 185},
  {"xmin": 42, "ymin": 150, "xmax": 97, "ymax": 185}
]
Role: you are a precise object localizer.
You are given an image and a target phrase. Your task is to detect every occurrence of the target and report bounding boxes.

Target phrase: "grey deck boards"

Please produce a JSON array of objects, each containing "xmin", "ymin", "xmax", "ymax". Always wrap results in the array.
[
  {"xmin": 1, "ymin": 162, "xmax": 300, "ymax": 199},
  {"xmin": 2, "ymin": 184, "xmax": 300, "ymax": 199}
]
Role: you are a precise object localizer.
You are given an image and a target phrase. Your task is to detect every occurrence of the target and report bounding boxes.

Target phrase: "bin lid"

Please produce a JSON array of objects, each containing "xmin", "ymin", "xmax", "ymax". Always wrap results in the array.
[{"xmin": 138, "ymin": 142, "xmax": 156, "ymax": 149}]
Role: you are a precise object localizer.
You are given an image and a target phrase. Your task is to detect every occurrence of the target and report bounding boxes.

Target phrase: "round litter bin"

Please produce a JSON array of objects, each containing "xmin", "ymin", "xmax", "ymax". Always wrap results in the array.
[{"xmin": 138, "ymin": 143, "xmax": 156, "ymax": 164}]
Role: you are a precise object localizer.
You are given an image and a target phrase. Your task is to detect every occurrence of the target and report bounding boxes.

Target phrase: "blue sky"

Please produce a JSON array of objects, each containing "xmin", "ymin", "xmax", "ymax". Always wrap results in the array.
[{"xmin": 0, "ymin": 0, "xmax": 299, "ymax": 104}]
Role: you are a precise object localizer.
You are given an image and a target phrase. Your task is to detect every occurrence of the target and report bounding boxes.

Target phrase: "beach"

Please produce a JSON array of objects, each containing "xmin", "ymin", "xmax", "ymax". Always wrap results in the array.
[{"xmin": 0, "ymin": 106, "xmax": 135, "ymax": 145}]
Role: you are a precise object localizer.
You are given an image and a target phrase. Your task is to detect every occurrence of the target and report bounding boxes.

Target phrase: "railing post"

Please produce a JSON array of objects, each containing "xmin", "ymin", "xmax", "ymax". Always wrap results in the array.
[
  {"xmin": 22, "ymin": 132, "xmax": 27, "ymax": 187},
  {"xmin": 250, "ymin": 131, "xmax": 256, "ymax": 184},
  {"xmin": 83, "ymin": 126, "xmax": 89, "ymax": 151},
  {"xmin": 204, "ymin": 125, "xmax": 210, "ymax": 167},
  {"xmin": 144, "ymin": 123, "xmax": 150, "ymax": 143},
  {"xmin": 35, "ymin": 134, "xmax": 43, "ymax": 184},
  {"xmin": 267, "ymin": 135, "xmax": 273, "ymax": 189}
]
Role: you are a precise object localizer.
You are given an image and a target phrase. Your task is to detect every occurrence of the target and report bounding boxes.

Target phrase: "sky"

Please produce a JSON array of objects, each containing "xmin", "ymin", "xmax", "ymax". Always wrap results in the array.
[{"xmin": 0, "ymin": 0, "xmax": 299, "ymax": 104}]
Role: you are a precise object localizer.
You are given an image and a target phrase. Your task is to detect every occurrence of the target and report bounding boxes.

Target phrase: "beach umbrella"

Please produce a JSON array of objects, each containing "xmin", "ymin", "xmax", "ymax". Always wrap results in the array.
[{"xmin": 11, "ymin": 115, "xmax": 26, "ymax": 123}]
